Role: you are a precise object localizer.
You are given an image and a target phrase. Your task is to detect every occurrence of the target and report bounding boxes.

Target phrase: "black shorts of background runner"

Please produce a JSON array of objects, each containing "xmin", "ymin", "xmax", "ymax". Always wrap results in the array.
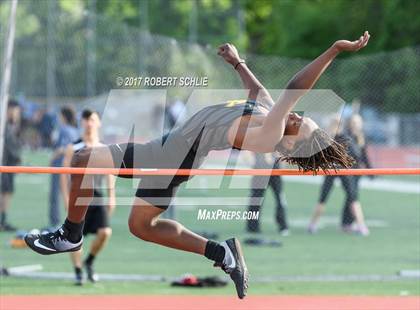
[{"xmin": 83, "ymin": 203, "xmax": 109, "ymax": 235}]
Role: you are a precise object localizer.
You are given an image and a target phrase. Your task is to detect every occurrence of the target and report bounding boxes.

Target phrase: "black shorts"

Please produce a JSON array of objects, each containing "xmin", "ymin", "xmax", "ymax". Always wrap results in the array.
[
  {"xmin": 108, "ymin": 139, "xmax": 199, "ymax": 210},
  {"xmin": 1, "ymin": 173, "xmax": 15, "ymax": 193},
  {"xmin": 83, "ymin": 205, "xmax": 109, "ymax": 235}
]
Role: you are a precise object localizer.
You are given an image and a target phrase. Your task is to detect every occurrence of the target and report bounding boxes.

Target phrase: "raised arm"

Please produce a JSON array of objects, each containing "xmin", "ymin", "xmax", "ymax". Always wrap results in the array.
[
  {"xmin": 238, "ymin": 31, "xmax": 370, "ymax": 152},
  {"xmin": 264, "ymin": 31, "xmax": 370, "ymax": 142},
  {"xmin": 218, "ymin": 43, "xmax": 275, "ymax": 106}
]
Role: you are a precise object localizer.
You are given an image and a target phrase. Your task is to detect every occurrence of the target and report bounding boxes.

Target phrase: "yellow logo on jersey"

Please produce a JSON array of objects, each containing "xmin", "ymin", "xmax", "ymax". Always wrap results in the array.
[{"xmin": 224, "ymin": 99, "xmax": 247, "ymax": 107}]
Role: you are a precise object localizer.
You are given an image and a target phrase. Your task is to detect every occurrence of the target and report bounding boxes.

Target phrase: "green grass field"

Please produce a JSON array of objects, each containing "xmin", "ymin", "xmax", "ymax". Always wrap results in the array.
[{"xmin": 0, "ymin": 151, "xmax": 419, "ymax": 296}]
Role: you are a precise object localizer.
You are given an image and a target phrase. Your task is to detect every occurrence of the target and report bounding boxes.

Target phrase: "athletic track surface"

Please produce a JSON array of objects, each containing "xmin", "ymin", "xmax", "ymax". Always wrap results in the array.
[{"xmin": 1, "ymin": 296, "xmax": 419, "ymax": 310}]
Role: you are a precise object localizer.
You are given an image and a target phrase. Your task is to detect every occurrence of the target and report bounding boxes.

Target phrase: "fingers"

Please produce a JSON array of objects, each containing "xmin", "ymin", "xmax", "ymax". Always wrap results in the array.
[
  {"xmin": 353, "ymin": 31, "xmax": 370, "ymax": 51},
  {"xmin": 217, "ymin": 46, "xmax": 226, "ymax": 56},
  {"xmin": 356, "ymin": 31, "xmax": 370, "ymax": 50},
  {"xmin": 362, "ymin": 31, "xmax": 370, "ymax": 47},
  {"xmin": 218, "ymin": 43, "xmax": 230, "ymax": 50},
  {"xmin": 217, "ymin": 43, "xmax": 230, "ymax": 56}
]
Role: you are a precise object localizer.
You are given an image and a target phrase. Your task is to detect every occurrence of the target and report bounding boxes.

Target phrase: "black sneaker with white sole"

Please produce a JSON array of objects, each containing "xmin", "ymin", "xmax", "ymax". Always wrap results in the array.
[
  {"xmin": 24, "ymin": 226, "xmax": 83, "ymax": 255},
  {"xmin": 214, "ymin": 238, "xmax": 249, "ymax": 299},
  {"xmin": 84, "ymin": 261, "xmax": 98, "ymax": 283}
]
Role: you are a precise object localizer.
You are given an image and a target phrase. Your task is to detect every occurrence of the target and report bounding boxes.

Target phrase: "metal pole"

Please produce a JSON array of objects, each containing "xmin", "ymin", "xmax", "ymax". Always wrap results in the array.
[
  {"xmin": 47, "ymin": 0, "xmax": 56, "ymax": 105},
  {"xmin": 140, "ymin": 0, "xmax": 149, "ymax": 32},
  {"xmin": 236, "ymin": 0, "xmax": 245, "ymax": 40},
  {"xmin": 0, "ymin": 0, "xmax": 18, "ymax": 165},
  {"xmin": 188, "ymin": 0, "xmax": 197, "ymax": 44},
  {"xmin": 86, "ymin": 0, "xmax": 96, "ymax": 97},
  {"xmin": 138, "ymin": 0, "xmax": 149, "ymax": 74}
]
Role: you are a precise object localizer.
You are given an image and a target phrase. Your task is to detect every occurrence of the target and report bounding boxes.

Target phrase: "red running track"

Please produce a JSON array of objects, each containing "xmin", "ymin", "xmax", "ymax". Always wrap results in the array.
[{"xmin": 1, "ymin": 296, "xmax": 419, "ymax": 310}]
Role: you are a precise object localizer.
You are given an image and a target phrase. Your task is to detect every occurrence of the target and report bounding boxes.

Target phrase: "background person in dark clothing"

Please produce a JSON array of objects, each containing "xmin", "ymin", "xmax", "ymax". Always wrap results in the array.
[
  {"xmin": 246, "ymin": 153, "xmax": 289, "ymax": 235},
  {"xmin": 308, "ymin": 115, "xmax": 370, "ymax": 236},
  {"xmin": 0, "ymin": 100, "xmax": 22, "ymax": 231},
  {"xmin": 37, "ymin": 107, "xmax": 57, "ymax": 148},
  {"xmin": 341, "ymin": 114, "xmax": 373, "ymax": 228}
]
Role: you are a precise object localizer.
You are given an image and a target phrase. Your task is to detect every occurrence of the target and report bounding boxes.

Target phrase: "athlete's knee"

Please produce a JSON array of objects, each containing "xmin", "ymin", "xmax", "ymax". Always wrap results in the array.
[
  {"xmin": 128, "ymin": 215, "xmax": 154, "ymax": 241},
  {"xmin": 97, "ymin": 227, "xmax": 112, "ymax": 239},
  {"xmin": 71, "ymin": 148, "xmax": 92, "ymax": 168}
]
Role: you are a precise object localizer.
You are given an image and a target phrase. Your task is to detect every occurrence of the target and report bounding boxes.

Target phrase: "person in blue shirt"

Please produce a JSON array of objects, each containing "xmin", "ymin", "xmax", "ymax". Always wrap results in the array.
[{"xmin": 37, "ymin": 107, "xmax": 57, "ymax": 148}]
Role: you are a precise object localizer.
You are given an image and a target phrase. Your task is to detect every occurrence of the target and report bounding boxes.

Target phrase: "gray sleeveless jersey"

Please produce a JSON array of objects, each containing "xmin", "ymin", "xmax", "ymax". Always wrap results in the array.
[
  {"xmin": 139, "ymin": 99, "xmax": 267, "ymax": 178},
  {"xmin": 177, "ymin": 99, "xmax": 266, "ymax": 157},
  {"xmin": 111, "ymin": 100, "xmax": 268, "ymax": 191}
]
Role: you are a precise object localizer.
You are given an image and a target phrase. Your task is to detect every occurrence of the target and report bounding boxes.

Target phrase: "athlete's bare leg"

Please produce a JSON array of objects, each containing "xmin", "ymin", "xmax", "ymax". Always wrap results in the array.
[
  {"xmin": 90, "ymin": 227, "xmax": 112, "ymax": 255},
  {"xmin": 127, "ymin": 201, "xmax": 250, "ymax": 298},
  {"xmin": 67, "ymin": 147, "xmax": 115, "ymax": 223},
  {"xmin": 128, "ymin": 199, "xmax": 207, "ymax": 255},
  {"xmin": 70, "ymin": 249, "xmax": 83, "ymax": 269}
]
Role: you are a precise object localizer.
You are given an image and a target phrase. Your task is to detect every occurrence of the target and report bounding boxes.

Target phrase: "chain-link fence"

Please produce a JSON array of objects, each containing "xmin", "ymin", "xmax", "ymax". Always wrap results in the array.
[{"xmin": 6, "ymin": 7, "xmax": 420, "ymax": 111}]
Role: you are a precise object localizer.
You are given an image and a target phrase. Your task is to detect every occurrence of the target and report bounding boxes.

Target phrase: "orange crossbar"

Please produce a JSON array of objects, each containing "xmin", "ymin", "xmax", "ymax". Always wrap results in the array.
[{"xmin": 0, "ymin": 166, "xmax": 419, "ymax": 176}]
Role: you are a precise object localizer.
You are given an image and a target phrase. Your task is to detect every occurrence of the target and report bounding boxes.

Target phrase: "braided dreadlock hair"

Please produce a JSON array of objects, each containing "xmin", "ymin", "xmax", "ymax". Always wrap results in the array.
[{"xmin": 276, "ymin": 128, "xmax": 355, "ymax": 174}]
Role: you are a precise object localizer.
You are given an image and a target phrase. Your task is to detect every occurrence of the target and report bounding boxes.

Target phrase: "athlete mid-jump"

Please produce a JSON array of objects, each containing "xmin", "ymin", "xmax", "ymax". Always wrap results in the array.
[{"xmin": 25, "ymin": 32, "xmax": 370, "ymax": 299}]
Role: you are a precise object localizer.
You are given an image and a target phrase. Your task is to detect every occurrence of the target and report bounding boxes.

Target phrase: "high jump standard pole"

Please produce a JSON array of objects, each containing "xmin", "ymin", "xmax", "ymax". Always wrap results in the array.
[{"xmin": 0, "ymin": 0, "xmax": 18, "ymax": 165}]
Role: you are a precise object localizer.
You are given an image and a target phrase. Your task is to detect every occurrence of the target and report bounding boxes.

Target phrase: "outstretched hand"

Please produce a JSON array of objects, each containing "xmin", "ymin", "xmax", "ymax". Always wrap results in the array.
[
  {"xmin": 334, "ymin": 31, "xmax": 370, "ymax": 52},
  {"xmin": 217, "ymin": 43, "xmax": 243, "ymax": 66}
]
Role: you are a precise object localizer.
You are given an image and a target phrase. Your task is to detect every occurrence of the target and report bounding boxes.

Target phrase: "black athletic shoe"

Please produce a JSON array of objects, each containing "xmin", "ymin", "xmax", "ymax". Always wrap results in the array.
[
  {"xmin": 84, "ymin": 261, "xmax": 98, "ymax": 283},
  {"xmin": 24, "ymin": 226, "xmax": 83, "ymax": 255},
  {"xmin": 214, "ymin": 238, "xmax": 249, "ymax": 299}
]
